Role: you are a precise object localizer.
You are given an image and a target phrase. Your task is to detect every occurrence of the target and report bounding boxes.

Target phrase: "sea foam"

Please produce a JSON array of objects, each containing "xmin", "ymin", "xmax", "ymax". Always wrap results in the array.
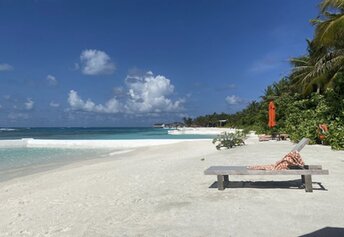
[{"xmin": 0, "ymin": 138, "xmax": 208, "ymax": 149}]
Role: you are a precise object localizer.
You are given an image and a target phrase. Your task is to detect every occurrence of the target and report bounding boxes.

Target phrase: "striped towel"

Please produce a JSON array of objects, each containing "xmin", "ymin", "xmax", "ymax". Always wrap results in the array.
[{"xmin": 249, "ymin": 151, "xmax": 304, "ymax": 170}]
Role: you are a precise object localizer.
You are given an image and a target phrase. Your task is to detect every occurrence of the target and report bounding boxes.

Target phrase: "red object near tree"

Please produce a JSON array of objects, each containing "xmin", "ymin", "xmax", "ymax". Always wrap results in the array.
[
  {"xmin": 318, "ymin": 124, "xmax": 328, "ymax": 141},
  {"xmin": 268, "ymin": 101, "xmax": 276, "ymax": 128}
]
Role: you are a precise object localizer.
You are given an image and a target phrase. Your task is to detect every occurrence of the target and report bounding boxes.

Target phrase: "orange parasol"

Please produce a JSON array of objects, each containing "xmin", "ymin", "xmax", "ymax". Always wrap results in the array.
[{"xmin": 268, "ymin": 101, "xmax": 276, "ymax": 128}]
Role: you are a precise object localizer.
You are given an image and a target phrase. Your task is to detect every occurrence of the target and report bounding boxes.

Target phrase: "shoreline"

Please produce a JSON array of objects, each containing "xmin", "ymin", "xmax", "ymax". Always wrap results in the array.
[
  {"xmin": 0, "ymin": 138, "xmax": 212, "ymax": 149},
  {"xmin": 0, "ymin": 147, "xmax": 135, "ymax": 183},
  {"xmin": 0, "ymin": 134, "xmax": 214, "ymax": 182},
  {"xmin": 168, "ymin": 127, "xmax": 238, "ymax": 135},
  {"xmin": 0, "ymin": 132, "xmax": 251, "ymax": 182},
  {"xmin": 0, "ymin": 139, "xmax": 211, "ymax": 182}
]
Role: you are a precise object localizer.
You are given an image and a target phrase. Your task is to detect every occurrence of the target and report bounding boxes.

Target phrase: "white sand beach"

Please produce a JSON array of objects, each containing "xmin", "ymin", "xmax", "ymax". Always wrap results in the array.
[
  {"xmin": 1, "ymin": 137, "xmax": 344, "ymax": 236},
  {"xmin": 168, "ymin": 127, "xmax": 237, "ymax": 135}
]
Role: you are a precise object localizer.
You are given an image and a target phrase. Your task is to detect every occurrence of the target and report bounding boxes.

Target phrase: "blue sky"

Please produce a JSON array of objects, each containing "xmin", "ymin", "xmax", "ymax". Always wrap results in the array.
[{"xmin": 0, "ymin": 0, "xmax": 320, "ymax": 127}]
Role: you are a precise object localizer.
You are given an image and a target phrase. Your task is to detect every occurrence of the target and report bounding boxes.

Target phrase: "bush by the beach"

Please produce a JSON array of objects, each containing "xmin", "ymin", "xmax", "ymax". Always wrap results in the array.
[
  {"xmin": 212, "ymin": 131, "xmax": 246, "ymax": 150},
  {"xmin": 284, "ymin": 93, "xmax": 328, "ymax": 144},
  {"xmin": 328, "ymin": 119, "xmax": 344, "ymax": 150}
]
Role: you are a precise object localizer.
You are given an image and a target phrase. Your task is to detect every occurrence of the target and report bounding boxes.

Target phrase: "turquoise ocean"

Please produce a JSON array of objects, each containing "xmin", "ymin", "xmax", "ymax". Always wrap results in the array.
[
  {"xmin": 0, "ymin": 127, "xmax": 213, "ymax": 181},
  {"xmin": 0, "ymin": 127, "xmax": 212, "ymax": 140}
]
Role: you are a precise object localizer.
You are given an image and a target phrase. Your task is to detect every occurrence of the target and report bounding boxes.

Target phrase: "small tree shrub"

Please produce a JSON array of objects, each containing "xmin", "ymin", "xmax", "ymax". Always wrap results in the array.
[
  {"xmin": 212, "ymin": 131, "xmax": 246, "ymax": 150},
  {"xmin": 327, "ymin": 118, "xmax": 344, "ymax": 150}
]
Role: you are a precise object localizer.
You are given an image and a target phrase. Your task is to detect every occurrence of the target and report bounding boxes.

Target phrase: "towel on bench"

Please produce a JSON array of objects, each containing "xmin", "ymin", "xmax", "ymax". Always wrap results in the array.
[{"xmin": 249, "ymin": 151, "xmax": 304, "ymax": 170}]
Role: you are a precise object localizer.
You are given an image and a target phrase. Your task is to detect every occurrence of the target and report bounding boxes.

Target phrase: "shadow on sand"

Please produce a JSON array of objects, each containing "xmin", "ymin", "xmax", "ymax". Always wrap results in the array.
[
  {"xmin": 299, "ymin": 227, "xmax": 344, "ymax": 237},
  {"xmin": 209, "ymin": 179, "xmax": 327, "ymax": 191}
]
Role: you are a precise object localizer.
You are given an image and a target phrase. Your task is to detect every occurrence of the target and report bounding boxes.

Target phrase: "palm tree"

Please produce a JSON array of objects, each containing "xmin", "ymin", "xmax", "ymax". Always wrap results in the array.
[
  {"xmin": 311, "ymin": 0, "xmax": 344, "ymax": 91},
  {"xmin": 290, "ymin": 40, "xmax": 327, "ymax": 94},
  {"xmin": 312, "ymin": 0, "xmax": 344, "ymax": 48},
  {"xmin": 290, "ymin": 47, "xmax": 344, "ymax": 95},
  {"xmin": 290, "ymin": 0, "xmax": 344, "ymax": 95}
]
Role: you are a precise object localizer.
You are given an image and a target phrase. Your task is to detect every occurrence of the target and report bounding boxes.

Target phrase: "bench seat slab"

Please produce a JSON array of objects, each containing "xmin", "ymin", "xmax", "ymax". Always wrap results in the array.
[
  {"xmin": 204, "ymin": 166, "xmax": 329, "ymax": 175},
  {"xmin": 205, "ymin": 166, "xmax": 328, "ymax": 192}
]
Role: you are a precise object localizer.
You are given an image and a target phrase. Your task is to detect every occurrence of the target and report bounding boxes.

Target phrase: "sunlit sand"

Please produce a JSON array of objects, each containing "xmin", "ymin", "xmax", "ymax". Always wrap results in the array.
[{"xmin": 1, "ymin": 136, "xmax": 343, "ymax": 236}]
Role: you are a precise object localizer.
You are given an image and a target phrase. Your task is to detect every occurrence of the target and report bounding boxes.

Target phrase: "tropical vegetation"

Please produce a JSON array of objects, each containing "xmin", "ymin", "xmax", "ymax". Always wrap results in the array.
[
  {"xmin": 184, "ymin": 0, "xmax": 344, "ymax": 150},
  {"xmin": 212, "ymin": 131, "xmax": 246, "ymax": 150}
]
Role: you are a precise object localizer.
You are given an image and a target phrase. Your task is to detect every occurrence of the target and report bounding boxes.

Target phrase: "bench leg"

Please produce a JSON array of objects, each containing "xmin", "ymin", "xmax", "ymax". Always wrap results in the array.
[
  {"xmin": 304, "ymin": 175, "xmax": 313, "ymax": 192},
  {"xmin": 224, "ymin": 175, "xmax": 229, "ymax": 184},
  {"xmin": 217, "ymin": 175, "xmax": 226, "ymax": 190},
  {"xmin": 301, "ymin": 175, "xmax": 305, "ymax": 184}
]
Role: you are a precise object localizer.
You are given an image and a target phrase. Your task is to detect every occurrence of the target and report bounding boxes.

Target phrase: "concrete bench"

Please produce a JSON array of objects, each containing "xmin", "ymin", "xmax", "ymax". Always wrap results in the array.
[
  {"xmin": 204, "ymin": 165, "xmax": 329, "ymax": 192},
  {"xmin": 204, "ymin": 138, "xmax": 329, "ymax": 192}
]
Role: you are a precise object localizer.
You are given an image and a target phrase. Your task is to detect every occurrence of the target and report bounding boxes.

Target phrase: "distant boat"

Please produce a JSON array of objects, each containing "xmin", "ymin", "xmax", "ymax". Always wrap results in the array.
[
  {"xmin": 153, "ymin": 122, "xmax": 185, "ymax": 129},
  {"xmin": 153, "ymin": 123, "xmax": 165, "ymax": 128}
]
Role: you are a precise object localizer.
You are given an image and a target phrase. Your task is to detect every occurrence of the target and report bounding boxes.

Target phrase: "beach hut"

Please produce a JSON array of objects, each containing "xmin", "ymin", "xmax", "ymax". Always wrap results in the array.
[{"xmin": 218, "ymin": 120, "xmax": 227, "ymax": 127}]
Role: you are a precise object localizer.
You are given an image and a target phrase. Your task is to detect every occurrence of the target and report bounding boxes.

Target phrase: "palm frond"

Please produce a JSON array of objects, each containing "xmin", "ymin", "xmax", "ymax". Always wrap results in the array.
[
  {"xmin": 320, "ymin": 0, "xmax": 344, "ymax": 13},
  {"xmin": 314, "ymin": 13, "xmax": 344, "ymax": 47}
]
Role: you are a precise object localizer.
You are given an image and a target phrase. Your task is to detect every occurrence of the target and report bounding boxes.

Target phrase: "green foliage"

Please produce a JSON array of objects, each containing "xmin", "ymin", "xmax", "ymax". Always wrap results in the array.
[
  {"xmin": 313, "ymin": 0, "xmax": 344, "ymax": 48},
  {"xmin": 182, "ymin": 117, "xmax": 193, "ymax": 127},
  {"xmin": 325, "ymin": 75, "xmax": 344, "ymax": 149},
  {"xmin": 284, "ymin": 96, "xmax": 324, "ymax": 143},
  {"xmin": 192, "ymin": 112, "xmax": 229, "ymax": 127},
  {"xmin": 212, "ymin": 131, "xmax": 246, "ymax": 150},
  {"xmin": 328, "ymin": 118, "xmax": 344, "ymax": 150},
  {"xmin": 281, "ymin": 90, "xmax": 344, "ymax": 146}
]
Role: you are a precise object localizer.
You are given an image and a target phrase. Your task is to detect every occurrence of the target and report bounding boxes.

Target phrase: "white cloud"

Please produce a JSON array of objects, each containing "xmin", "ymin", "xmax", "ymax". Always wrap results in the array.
[
  {"xmin": 8, "ymin": 112, "xmax": 28, "ymax": 120},
  {"xmin": 24, "ymin": 98, "xmax": 34, "ymax": 110},
  {"xmin": 68, "ymin": 90, "xmax": 121, "ymax": 113},
  {"xmin": 68, "ymin": 71, "xmax": 184, "ymax": 114},
  {"xmin": 124, "ymin": 72, "xmax": 183, "ymax": 113},
  {"xmin": 225, "ymin": 95, "xmax": 243, "ymax": 105},
  {"xmin": 0, "ymin": 63, "xmax": 14, "ymax": 72},
  {"xmin": 47, "ymin": 74, "xmax": 58, "ymax": 86},
  {"xmin": 0, "ymin": 63, "xmax": 13, "ymax": 71},
  {"xmin": 113, "ymin": 86, "xmax": 126, "ymax": 97},
  {"xmin": 49, "ymin": 101, "xmax": 60, "ymax": 108},
  {"xmin": 80, "ymin": 49, "xmax": 115, "ymax": 75},
  {"xmin": 3, "ymin": 95, "xmax": 11, "ymax": 100}
]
